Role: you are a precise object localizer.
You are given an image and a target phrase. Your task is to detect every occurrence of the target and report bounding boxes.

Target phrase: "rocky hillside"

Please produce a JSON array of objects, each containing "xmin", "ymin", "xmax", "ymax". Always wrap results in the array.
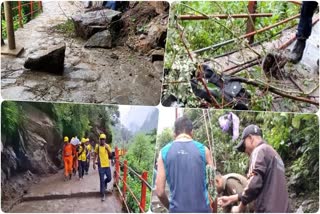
[{"xmin": 1, "ymin": 103, "xmax": 62, "ymax": 211}]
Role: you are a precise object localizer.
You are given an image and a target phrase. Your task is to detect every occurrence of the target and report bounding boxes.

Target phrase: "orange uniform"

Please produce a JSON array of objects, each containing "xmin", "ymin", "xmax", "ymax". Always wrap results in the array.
[{"xmin": 63, "ymin": 143, "xmax": 74, "ymax": 177}]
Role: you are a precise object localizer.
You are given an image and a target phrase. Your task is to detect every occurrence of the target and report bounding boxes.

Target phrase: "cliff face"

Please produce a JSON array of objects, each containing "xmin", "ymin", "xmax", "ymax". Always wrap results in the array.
[{"xmin": 1, "ymin": 104, "xmax": 62, "ymax": 206}]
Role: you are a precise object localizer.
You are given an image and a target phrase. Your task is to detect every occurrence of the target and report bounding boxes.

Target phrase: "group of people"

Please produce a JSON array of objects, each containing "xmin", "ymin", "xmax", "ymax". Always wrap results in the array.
[
  {"xmin": 155, "ymin": 116, "xmax": 291, "ymax": 213},
  {"xmin": 62, "ymin": 136, "xmax": 92, "ymax": 181},
  {"xmin": 62, "ymin": 133, "xmax": 114, "ymax": 201}
]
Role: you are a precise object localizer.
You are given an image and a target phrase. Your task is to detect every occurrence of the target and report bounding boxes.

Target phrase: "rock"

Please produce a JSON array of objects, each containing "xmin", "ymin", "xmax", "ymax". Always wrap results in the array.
[
  {"xmin": 296, "ymin": 205, "xmax": 303, "ymax": 213},
  {"xmin": 153, "ymin": 61, "xmax": 164, "ymax": 77},
  {"xmin": 72, "ymin": 9, "xmax": 121, "ymax": 39},
  {"xmin": 24, "ymin": 43, "xmax": 66, "ymax": 75},
  {"xmin": 111, "ymin": 95, "xmax": 130, "ymax": 104},
  {"xmin": 302, "ymin": 200, "xmax": 314, "ymax": 206},
  {"xmin": 151, "ymin": 49, "xmax": 164, "ymax": 62},
  {"xmin": 84, "ymin": 30, "xmax": 112, "ymax": 49},
  {"xmin": 66, "ymin": 68, "xmax": 100, "ymax": 82},
  {"xmin": 110, "ymin": 53, "xmax": 119, "ymax": 60},
  {"xmin": 148, "ymin": 1, "xmax": 169, "ymax": 14}
]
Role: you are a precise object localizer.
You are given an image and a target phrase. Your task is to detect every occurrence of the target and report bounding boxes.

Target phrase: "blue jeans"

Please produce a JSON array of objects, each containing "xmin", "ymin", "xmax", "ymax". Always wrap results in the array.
[
  {"xmin": 103, "ymin": 1, "xmax": 116, "ymax": 10},
  {"xmin": 98, "ymin": 167, "xmax": 112, "ymax": 196},
  {"xmin": 297, "ymin": 1, "xmax": 318, "ymax": 39}
]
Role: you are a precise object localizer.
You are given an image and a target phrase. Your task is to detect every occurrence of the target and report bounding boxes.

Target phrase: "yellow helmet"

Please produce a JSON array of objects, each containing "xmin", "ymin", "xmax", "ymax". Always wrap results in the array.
[
  {"xmin": 64, "ymin": 136, "xmax": 69, "ymax": 142},
  {"xmin": 81, "ymin": 138, "xmax": 86, "ymax": 143},
  {"xmin": 99, "ymin": 133, "xmax": 106, "ymax": 139}
]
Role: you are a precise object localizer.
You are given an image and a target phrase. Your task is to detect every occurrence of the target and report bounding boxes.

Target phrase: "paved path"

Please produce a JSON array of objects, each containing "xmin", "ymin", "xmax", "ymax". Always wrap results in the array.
[
  {"xmin": 1, "ymin": 1, "xmax": 162, "ymax": 105},
  {"xmin": 9, "ymin": 167, "xmax": 123, "ymax": 213}
]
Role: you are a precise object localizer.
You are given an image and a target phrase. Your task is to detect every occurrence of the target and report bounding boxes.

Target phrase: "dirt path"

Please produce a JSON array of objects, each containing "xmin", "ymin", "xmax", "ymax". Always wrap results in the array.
[
  {"xmin": 1, "ymin": 1, "xmax": 162, "ymax": 105},
  {"xmin": 9, "ymin": 166, "xmax": 123, "ymax": 213}
]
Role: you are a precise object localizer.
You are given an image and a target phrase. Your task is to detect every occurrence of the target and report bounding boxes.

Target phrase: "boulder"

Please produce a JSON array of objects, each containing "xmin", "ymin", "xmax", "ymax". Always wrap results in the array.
[
  {"xmin": 151, "ymin": 48, "xmax": 164, "ymax": 62},
  {"xmin": 72, "ymin": 9, "xmax": 121, "ymax": 39},
  {"xmin": 24, "ymin": 43, "xmax": 66, "ymax": 75},
  {"xmin": 147, "ymin": 1, "xmax": 169, "ymax": 14},
  {"xmin": 84, "ymin": 30, "xmax": 112, "ymax": 48}
]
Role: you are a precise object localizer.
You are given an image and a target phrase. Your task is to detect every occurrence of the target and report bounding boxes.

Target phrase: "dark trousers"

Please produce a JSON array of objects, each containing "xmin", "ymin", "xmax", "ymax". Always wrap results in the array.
[
  {"xmin": 98, "ymin": 167, "xmax": 112, "ymax": 196},
  {"xmin": 85, "ymin": 155, "xmax": 90, "ymax": 173},
  {"xmin": 78, "ymin": 160, "xmax": 86, "ymax": 178},
  {"xmin": 297, "ymin": 1, "xmax": 318, "ymax": 39}
]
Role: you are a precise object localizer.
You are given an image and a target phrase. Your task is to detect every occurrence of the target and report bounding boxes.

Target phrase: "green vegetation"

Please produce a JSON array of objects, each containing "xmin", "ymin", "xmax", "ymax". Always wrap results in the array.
[
  {"xmin": 122, "ymin": 131, "xmax": 157, "ymax": 212},
  {"xmin": 1, "ymin": 101, "xmax": 24, "ymax": 139},
  {"xmin": 163, "ymin": 1, "xmax": 301, "ymax": 110},
  {"xmin": 179, "ymin": 109, "xmax": 318, "ymax": 211},
  {"xmin": 155, "ymin": 110, "xmax": 319, "ymax": 211},
  {"xmin": 1, "ymin": 101, "xmax": 119, "ymax": 144},
  {"xmin": 1, "ymin": 1, "xmax": 42, "ymax": 39},
  {"xmin": 52, "ymin": 19, "xmax": 75, "ymax": 37}
]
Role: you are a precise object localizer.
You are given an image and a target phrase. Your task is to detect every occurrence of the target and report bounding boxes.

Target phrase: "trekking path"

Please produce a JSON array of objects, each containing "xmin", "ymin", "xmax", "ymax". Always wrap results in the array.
[
  {"xmin": 9, "ymin": 167, "xmax": 123, "ymax": 213},
  {"xmin": 1, "ymin": 1, "xmax": 162, "ymax": 105},
  {"xmin": 209, "ymin": 21, "xmax": 319, "ymax": 112}
]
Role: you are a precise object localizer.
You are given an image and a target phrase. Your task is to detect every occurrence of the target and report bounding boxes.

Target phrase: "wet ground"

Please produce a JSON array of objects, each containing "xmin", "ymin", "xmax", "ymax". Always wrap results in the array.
[
  {"xmin": 9, "ymin": 167, "xmax": 123, "ymax": 213},
  {"xmin": 1, "ymin": 1, "xmax": 162, "ymax": 105}
]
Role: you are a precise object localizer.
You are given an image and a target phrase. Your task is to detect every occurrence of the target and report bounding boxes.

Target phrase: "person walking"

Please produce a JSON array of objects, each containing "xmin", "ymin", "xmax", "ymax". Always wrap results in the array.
[
  {"xmin": 155, "ymin": 116, "xmax": 214, "ymax": 213},
  {"xmin": 78, "ymin": 138, "xmax": 88, "ymax": 180},
  {"xmin": 62, "ymin": 136, "xmax": 74, "ymax": 181},
  {"xmin": 93, "ymin": 133, "xmax": 112, "ymax": 201}
]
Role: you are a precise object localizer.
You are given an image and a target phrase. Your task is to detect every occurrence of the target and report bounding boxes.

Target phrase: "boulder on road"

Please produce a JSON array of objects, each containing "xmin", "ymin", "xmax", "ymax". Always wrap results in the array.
[
  {"xmin": 72, "ymin": 9, "xmax": 121, "ymax": 39},
  {"xmin": 24, "ymin": 43, "xmax": 66, "ymax": 75}
]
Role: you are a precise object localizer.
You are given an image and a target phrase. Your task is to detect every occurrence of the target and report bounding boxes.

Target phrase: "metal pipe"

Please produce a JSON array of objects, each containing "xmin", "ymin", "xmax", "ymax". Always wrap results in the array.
[
  {"xmin": 178, "ymin": 13, "xmax": 273, "ymax": 20},
  {"xmin": 193, "ymin": 14, "xmax": 300, "ymax": 54},
  {"xmin": 4, "ymin": 1, "xmax": 16, "ymax": 49},
  {"xmin": 246, "ymin": 1, "xmax": 257, "ymax": 44}
]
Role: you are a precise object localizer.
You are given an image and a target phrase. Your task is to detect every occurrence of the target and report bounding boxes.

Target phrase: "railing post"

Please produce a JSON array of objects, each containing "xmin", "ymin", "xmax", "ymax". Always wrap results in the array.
[
  {"xmin": 123, "ymin": 160, "xmax": 128, "ymax": 199},
  {"xmin": 246, "ymin": 1, "xmax": 257, "ymax": 44},
  {"xmin": 115, "ymin": 146, "xmax": 120, "ymax": 184},
  {"xmin": 18, "ymin": 1, "xmax": 23, "ymax": 28},
  {"xmin": 140, "ymin": 171, "xmax": 148, "ymax": 212},
  {"xmin": 38, "ymin": 1, "xmax": 42, "ymax": 12},
  {"xmin": 4, "ymin": 1, "xmax": 16, "ymax": 49},
  {"xmin": 30, "ymin": 1, "xmax": 33, "ymax": 18}
]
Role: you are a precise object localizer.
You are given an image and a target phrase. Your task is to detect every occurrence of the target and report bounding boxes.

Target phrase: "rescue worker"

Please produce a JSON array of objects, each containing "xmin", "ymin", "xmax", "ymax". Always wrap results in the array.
[
  {"xmin": 78, "ymin": 138, "xmax": 88, "ymax": 180},
  {"xmin": 155, "ymin": 116, "xmax": 214, "ymax": 213},
  {"xmin": 218, "ymin": 125, "xmax": 290, "ymax": 213},
  {"xmin": 288, "ymin": 1, "xmax": 318, "ymax": 64},
  {"xmin": 62, "ymin": 136, "xmax": 74, "ymax": 181},
  {"xmin": 85, "ymin": 138, "xmax": 92, "ymax": 175},
  {"xmin": 71, "ymin": 137, "xmax": 79, "ymax": 176},
  {"xmin": 93, "ymin": 133, "xmax": 112, "ymax": 201},
  {"xmin": 215, "ymin": 172, "xmax": 253, "ymax": 213}
]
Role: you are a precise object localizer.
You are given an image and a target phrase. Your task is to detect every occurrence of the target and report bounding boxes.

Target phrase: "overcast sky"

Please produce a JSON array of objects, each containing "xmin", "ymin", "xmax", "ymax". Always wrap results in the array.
[
  {"xmin": 157, "ymin": 107, "xmax": 184, "ymax": 133},
  {"xmin": 118, "ymin": 105, "xmax": 184, "ymax": 134},
  {"xmin": 118, "ymin": 105, "xmax": 157, "ymax": 130}
]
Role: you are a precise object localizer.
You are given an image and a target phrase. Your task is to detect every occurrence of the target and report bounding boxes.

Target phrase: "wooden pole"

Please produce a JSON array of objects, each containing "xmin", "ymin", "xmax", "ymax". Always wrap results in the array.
[{"xmin": 4, "ymin": 1, "xmax": 16, "ymax": 49}]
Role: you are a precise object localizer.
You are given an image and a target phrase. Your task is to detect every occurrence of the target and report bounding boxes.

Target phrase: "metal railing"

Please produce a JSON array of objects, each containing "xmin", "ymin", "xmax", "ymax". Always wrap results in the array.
[
  {"xmin": 114, "ymin": 147, "xmax": 152, "ymax": 213},
  {"xmin": 1, "ymin": 1, "xmax": 43, "ymax": 28}
]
